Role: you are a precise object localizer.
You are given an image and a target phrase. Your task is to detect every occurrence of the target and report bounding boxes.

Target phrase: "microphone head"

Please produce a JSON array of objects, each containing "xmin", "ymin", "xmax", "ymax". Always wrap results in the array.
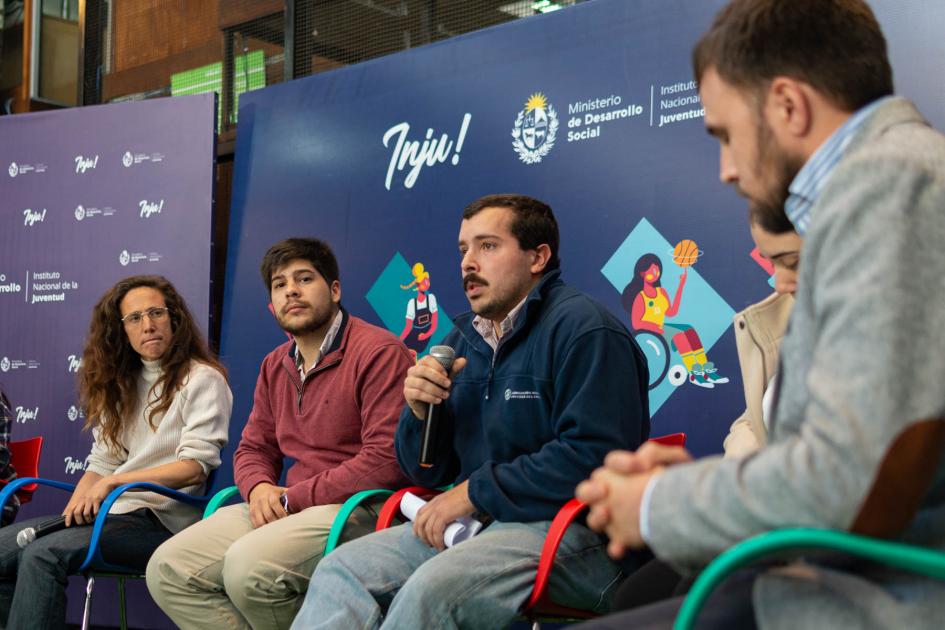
[
  {"xmin": 428, "ymin": 345, "xmax": 455, "ymax": 371},
  {"xmin": 16, "ymin": 527, "xmax": 36, "ymax": 549}
]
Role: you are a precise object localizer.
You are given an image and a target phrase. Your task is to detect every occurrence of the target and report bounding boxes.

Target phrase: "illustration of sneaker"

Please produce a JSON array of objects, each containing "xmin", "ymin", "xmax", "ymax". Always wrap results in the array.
[
  {"xmin": 688, "ymin": 371, "xmax": 715, "ymax": 389},
  {"xmin": 703, "ymin": 362, "xmax": 730, "ymax": 384}
]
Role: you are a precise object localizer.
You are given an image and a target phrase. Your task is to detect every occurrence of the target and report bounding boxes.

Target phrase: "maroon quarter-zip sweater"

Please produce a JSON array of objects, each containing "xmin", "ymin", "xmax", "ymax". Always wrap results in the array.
[{"xmin": 234, "ymin": 312, "xmax": 413, "ymax": 511}]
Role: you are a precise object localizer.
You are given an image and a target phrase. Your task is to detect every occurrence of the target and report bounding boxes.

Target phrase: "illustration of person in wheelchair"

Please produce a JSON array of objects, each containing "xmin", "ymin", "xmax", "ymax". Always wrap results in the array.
[{"xmin": 621, "ymin": 244, "xmax": 729, "ymax": 390}]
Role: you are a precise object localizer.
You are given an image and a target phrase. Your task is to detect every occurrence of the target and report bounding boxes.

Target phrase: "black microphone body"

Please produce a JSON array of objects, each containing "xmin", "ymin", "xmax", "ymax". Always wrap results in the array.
[
  {"xmin": 420, "ymin": 345, "xmax": 456, "ymax": 468},
  {"xmin": 16, "ymin": 515, "xmax": 73, "ymax": 548}
]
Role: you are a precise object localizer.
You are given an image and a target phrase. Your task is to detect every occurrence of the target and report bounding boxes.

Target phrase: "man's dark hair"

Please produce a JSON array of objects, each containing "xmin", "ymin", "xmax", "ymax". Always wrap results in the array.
[
  {"xmin": 260, "ymin": 238, "xmax": 340, "ymax": 291},
  {"xmin": 462, "ymin": 194, "xmax": 560, "ymax": 273},
  {"xmin": 693, "ymin": 0, "xmax": 893, "ymax": 111},
  {"xmin": 748, "ymin": 203, "xmax": 796, "ymax": 235}
]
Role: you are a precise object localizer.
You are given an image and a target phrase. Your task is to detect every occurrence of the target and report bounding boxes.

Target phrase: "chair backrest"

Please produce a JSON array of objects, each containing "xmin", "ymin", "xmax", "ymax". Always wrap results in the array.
[
  {"xmin": 9, "ymin": 436, "xmax": 44, "ymax": 504},
  {"xmin": 649, "ymin": 432, "xmax": 686, "ymax": 448}
]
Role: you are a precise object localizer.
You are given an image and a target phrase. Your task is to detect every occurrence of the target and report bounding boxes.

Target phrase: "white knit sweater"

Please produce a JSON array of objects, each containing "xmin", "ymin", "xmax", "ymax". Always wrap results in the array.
[{"xmin": 85, "ymin": 360, "xmax": 232, "ymax": 533}]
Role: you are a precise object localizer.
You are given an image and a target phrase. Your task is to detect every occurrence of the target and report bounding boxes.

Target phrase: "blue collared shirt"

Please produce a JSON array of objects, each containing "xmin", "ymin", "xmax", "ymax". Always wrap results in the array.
[{"xmin": 784, "ymin": 96, "xmax": 894, "ymax": 235}]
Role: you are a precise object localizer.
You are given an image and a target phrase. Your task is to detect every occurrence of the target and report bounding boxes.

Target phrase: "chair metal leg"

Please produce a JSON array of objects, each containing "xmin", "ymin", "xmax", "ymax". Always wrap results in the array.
[
  {"xmin": 81, "ymin": 575, "xmax": 95, "ymax": 630},
  {"xmin": 118, "ymin": 576, "xmax": 128, "ymax": 630},
  {"xmin": 531, "ymin": 621, "xmax": 541, "ymax": 630}
]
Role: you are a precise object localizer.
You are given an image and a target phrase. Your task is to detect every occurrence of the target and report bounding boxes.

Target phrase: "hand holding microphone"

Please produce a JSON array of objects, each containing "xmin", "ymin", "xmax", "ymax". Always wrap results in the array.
[{"xmin": 402, "ymin": 345, "xmax": 466, "ymax": 467}]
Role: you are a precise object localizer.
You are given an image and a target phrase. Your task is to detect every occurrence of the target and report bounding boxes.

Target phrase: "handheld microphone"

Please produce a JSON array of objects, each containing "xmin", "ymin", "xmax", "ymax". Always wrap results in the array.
[
  {"xmin": 420, "ymin": 345, "xmax": 456, "ymax": 468},
  {"xmin": 16, "ymin": 515, "xmax": 74, "ymax": 548}
]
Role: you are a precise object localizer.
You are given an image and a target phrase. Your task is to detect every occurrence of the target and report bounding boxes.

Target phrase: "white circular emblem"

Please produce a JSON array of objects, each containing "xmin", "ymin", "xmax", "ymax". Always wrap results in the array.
[
  {"xmin": 122, "ymin": 152, "xmax": 134, "ymax": 168},
  {"xmin": 504, "ymin": 388, "xmax": 511, "ymax": 401},
  {"xmin": 68, "ymin": 406, "xmax": 79, "ymax": 421},
  {"xmin": 119, "ymin": 250, "xmax": 131, "ymax": 266},
  {"xmin": 511, "ymin": 93, "xmax": 559, "ymax": 165},
  {"xmin": 74, "ymin": 205, "xmax": 85, "ymax": 221},
  {"xmin": 8, "ymin": 162, "xmax": 17, "ymax": 177},
  {"xmin": 0, "ymin": 357, "xmax": 10, "ymax": 372}
]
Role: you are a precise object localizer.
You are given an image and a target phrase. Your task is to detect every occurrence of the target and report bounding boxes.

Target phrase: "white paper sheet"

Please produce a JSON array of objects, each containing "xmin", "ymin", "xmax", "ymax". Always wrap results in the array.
[{"xmin": 400, "ymin": 491, "xmax": 483, "ymax": 547}]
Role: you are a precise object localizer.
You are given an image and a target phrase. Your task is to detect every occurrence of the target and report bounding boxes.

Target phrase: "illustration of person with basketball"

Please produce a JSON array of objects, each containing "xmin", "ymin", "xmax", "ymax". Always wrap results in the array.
[
  {"xmin": 621, "ymin": 240, "xmax": 729, "ymax": 389},
  {"xmin": 399, "ymin": 262, "xmax": 438, "ymax": 362}
]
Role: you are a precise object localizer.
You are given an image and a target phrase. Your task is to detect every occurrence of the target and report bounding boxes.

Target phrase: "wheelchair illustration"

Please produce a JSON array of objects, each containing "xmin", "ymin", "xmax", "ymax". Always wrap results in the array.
[{"xmin": 633, "ymin": 329, "xmax": 688, "ymax": 390}]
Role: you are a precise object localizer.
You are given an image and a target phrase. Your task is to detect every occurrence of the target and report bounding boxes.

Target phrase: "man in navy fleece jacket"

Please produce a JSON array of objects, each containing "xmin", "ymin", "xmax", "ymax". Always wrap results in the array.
[{"xmin": 293, "ymin": 194, "xmax": 650, "ymax": 629}]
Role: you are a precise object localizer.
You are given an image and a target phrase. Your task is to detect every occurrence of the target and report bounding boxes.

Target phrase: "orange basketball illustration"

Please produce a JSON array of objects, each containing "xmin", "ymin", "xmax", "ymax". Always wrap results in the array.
[{"xmin": 672, "ymin": 239, "xmax": 700, "ymax": 267}]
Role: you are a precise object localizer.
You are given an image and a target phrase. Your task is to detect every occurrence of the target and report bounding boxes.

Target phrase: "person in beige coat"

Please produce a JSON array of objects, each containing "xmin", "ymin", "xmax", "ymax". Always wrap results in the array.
[
  {"xmin": 609, "ymin": 210, "xmax": 801, "ymax": 611},
  {"xmin": 722, "ymin": 212, "xmax": 800, "ymax": 458}
]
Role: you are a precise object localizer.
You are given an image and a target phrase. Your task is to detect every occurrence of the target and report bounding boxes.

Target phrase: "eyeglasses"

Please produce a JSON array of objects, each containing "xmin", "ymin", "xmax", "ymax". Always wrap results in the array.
[{"xmin": 121, "ymin": 307, "xmax": 170, "ymax": 327}]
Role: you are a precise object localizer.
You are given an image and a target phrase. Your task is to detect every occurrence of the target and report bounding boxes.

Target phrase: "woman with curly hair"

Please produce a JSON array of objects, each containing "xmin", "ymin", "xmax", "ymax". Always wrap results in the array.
[{"xmin": 0, "ymin": 275, "xmax": 232, "ymax": 629}]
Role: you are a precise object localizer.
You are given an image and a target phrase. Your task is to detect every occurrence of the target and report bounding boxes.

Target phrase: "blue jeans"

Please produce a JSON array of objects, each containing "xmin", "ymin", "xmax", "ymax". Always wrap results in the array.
[
  {"xmin": 0, "ymin": 508, "xmax": 171, "ymax": 630},
  {"xmin": 576, "ymin": 568, "xmax": 759, "ymax": 630},
  {"xmin": 291, "ymin": 520, "xmax": 627, "ymax": 629}
]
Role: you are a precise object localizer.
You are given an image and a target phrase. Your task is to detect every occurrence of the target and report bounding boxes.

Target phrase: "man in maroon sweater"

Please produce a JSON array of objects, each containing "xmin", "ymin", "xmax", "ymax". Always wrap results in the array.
[{"xmin": 146, "ymin": 238, "xmax": 413, "ymax": 630}]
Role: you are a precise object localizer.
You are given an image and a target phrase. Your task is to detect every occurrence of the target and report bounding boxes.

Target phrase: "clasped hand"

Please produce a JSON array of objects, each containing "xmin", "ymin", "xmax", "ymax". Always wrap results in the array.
[{"xmin": 576, "ymin": 442, "xmax": 692, "ymax": 558}]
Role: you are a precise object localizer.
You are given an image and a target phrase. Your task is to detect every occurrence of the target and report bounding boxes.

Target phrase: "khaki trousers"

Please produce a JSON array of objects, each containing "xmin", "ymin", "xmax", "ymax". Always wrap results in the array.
[{"xmin": 146, "ymin": 501, "xmax": 379, "ymax": 630}]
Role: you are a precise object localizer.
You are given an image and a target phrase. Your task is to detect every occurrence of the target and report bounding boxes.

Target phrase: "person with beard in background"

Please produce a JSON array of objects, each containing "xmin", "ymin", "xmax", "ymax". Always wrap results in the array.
[
  {"xmin": 577, "ymin": 1, "xmax": 945, "ymax": 628},
  {"xmin": 147, "ymin": 238, "xmax": 412, "ymax": 630}
]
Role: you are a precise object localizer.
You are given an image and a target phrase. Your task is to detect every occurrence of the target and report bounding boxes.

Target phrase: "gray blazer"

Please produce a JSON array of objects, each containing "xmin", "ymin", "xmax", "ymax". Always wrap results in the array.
[{"xmin": 647, "ymin": 97, "xmax": 945, "ymax": 629}]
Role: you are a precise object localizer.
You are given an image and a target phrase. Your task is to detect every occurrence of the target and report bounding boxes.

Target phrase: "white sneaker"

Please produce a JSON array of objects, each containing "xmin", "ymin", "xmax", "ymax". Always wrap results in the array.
[
  {"xmin": 704, "ymin": 364, "xmax": 729, "ymax": 384},
  {"xmin": 689, "ymin": 372, "xmax": 715, "ymax": 389}
]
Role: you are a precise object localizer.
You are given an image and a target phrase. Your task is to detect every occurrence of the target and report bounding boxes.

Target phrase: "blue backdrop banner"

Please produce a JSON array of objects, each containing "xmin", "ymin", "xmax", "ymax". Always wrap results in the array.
[{"xmin": 222, "ymin": 0, "xmax": 945, "ymax": 467}]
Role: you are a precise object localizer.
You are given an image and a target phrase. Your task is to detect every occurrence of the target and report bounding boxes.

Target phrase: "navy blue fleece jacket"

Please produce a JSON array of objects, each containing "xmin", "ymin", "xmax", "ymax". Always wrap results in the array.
[{"xmin": 395, "ymin": 271, "xmax": 650, "ymax": 523}]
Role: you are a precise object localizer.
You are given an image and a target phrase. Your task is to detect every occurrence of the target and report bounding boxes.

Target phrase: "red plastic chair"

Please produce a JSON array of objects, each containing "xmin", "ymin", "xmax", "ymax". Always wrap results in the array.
[
  {"xmin": 375, "ymin": 486, "xmax": 444, "ymax": 530},
  {"xmin": 374, "ymin": 433, "xmax": 688, "ymax": 628},
  {"xmin": 523, "ymin": 432, "xmax": 687, "ymax": 627},
  {"xmin": 4, "ymin": 436, "xmax": 44, "ymax": 505}
]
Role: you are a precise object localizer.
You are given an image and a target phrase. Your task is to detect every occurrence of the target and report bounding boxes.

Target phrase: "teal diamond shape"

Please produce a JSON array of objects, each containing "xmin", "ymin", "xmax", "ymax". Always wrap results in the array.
[
  {"xmin": 366, "ymin": 252, "xmax": 454, "ymax": 359},
  {"xmin": 602, "ymin": 218, "xmax": 735, "ymax": 413}
]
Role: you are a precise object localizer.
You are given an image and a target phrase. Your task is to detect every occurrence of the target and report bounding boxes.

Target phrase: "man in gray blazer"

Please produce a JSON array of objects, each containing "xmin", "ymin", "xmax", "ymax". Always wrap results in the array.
[{"xmin": 577, "ymin": 1, "xmax": 945, "ymax": 628}]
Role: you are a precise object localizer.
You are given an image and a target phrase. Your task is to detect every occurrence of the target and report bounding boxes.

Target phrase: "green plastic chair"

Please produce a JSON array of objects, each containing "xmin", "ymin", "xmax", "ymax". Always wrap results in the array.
[
  {"xmin": 202, "ymin": 485, "xmax": 393, "ymax": 555},
  {"xmin": 674, "ymin": 527, "xmax": 945, "ymax": 630},
  {"xmin": 203, "ymin": 485, "xmax": 242, "ymax": 518},
  {"xmin": 324, "ymin": 488, "xmax": 396, "ymax": 554}
]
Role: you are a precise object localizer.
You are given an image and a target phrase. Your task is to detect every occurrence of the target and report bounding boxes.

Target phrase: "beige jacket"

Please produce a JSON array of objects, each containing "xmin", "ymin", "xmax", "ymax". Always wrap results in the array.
[{"xmin": 721, "ymin": 292, "xmax": 793, "ymax": 458}]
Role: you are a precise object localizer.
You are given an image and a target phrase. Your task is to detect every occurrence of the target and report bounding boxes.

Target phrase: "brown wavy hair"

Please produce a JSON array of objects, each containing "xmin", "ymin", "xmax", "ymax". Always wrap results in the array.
[{"xmin": 78, "ymin": 275, "xmax": 226, "ymax": 454}]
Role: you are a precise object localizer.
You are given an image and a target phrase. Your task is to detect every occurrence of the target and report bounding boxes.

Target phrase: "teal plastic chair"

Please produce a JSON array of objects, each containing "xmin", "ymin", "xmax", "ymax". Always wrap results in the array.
[
  {"xmin": 202, "ymin": 485, "xmax": 396, "ymax": 555},
  {"xmin": 203, "ymin": 484, "xmax": 241, "ymax": 518},
  {"xmin": 674, "ymin": 528, "xmax": 945, "ymax": 630},
  {"xmin": 324, "ymin": 488, "xmax": 395, "ymax": 554}
]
